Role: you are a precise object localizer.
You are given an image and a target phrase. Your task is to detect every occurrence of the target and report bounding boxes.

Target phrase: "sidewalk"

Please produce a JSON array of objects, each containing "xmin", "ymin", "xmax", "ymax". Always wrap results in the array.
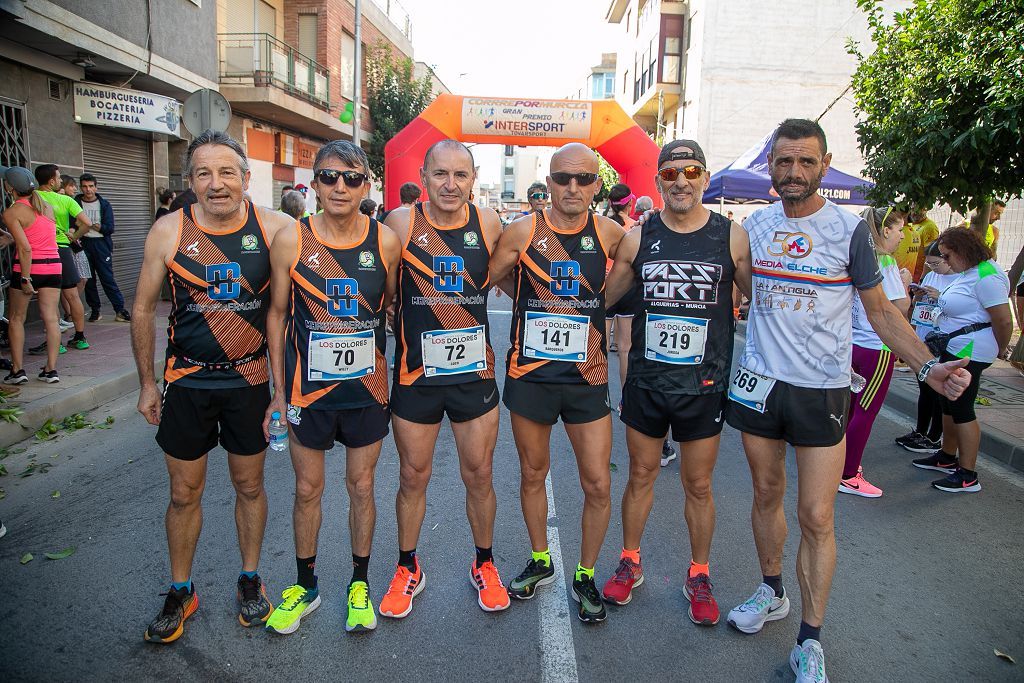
[
  {"xmin": 0, "ymin": 303, "xmax": 166, "ymax": 448},
  {"xmin": 3, "ymin": 312, "xmax": 1022, "ymax": 473}
]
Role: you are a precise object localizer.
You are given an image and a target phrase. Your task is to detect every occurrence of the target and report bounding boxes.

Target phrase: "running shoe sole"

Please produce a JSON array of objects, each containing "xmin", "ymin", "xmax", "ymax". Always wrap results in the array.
[
  {"xmin": 144, "ymin": 593, "xmax": 200, "ymax": 644},
  {"xmin": 933, "ymin": 481, "xmax": 981, "ymax": 493},
  {"xmin": 838, "ymin": 483, "xmax": 882, "ymax": 498},
  {"xmin": 380, "ymin": 572, "xmax": 425, "ymax": 619},
  {"xmin": 900, "ymin": 442, "xmax": 942, "ymax": 454},
  {"xmin": 913, "ymin": 462, "xmax": 958, "ymax": 474},
  {"xmin": 509, "ymin": 572, "xmax": 556, "ymax": 601},
  {"xmin": 571, "ymin": 588, "xmax": 607, "ymax": 623},
  {"xmin": 469, "ymin": 572, "xmax": 510, "ymax": 612},
  {"xmin": 726, "ymin": 600, "xmax": 789, "ymax": 634},
  {"xmin": 4, "ymin": 375, "xmax": 27, "ymax": 385},
  {"xmin": 266, "ymin": 594, "xmax": 321, "ymax": 635},
  {"xmin": 602, "ymin": 574, "xmax": 643, "ymax": 605}
]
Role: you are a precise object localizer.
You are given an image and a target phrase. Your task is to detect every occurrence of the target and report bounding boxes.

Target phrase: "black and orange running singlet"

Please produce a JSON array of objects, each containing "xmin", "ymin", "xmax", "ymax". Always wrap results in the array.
[
  {"xmin": 394, "ymin": 202, "xmax": 494, "ymax": 386},
  {"xmin": 285, "ymin": 216, "xmax": 388, "ymax": 409},
  {"xmin": 164, "ymin": 202, "xmax": 270, "ymax": 388},
  {"xmin": 508, "ymin": 210, "xmax": 608, "ymax": 385}
]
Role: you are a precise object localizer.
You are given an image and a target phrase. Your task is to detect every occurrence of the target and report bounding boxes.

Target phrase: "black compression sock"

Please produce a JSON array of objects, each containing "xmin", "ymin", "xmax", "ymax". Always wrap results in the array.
[
  {"xmin": 475, "ymin": 546, "xmax": 493, "ymax": 565},
  {"xmin": 797, "ymin": 621, "xmax": 821, "ymax": 645},
  {"xmin": 72, "ymin": 331, "xmax": 85, "ymax": 341},
  {"xmin": 351, "ymin": 554, "xmax": 370, "ymax": 584},
  {"xmin": 763, "ymin": 574, "xmax": 783, "ymax": 597},
  {"xmin": 398, "ymin": 548, "xmax": 417, "ymax": 570},
  {"xmin": 296, "ymin": 555, "xmax": 317, "ymax": 589}
]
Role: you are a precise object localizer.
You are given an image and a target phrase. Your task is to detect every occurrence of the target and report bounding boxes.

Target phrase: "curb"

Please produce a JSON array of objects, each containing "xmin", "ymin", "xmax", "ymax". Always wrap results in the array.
[
  {"xmin": 0, "ymin": 361, "xmax": 158, "ymax": 449},
  {"xmin": 882, "ymin": 378, "xmax": 1024, "ymax": 472}
]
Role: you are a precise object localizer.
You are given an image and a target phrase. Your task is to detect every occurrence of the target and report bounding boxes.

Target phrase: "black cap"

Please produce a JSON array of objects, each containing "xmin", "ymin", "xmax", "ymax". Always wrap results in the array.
[
  {"xmin": 0, "ymin": 166, "xmax": 38, "ymax": 194},
  {"xmin": 657, "ymin": 139, "xmax": 707, "ymax": 169}
]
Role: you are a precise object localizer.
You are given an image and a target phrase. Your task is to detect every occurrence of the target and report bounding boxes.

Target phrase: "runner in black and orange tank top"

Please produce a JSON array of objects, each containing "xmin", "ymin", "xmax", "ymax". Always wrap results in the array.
[
  {"xmin": 380, "ymin": 140, "xmax": 510, "ymax": 619},
  {"xmin": 488, "ymin": 143, "xmax": 626, "ymax": 623},
  {"xmin": 264, "ymin": 142, "xmax": 402, "ymax": 634},
  {"xmin": 131, "ymin": 132, "xmax": 295, "ymax": 644}
]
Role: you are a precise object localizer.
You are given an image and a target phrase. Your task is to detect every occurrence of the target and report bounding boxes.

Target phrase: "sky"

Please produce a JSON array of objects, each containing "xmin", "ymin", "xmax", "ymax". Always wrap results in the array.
[{"xmin": 398, "ymin": 0, "xmax": 618, "ymax": 185}]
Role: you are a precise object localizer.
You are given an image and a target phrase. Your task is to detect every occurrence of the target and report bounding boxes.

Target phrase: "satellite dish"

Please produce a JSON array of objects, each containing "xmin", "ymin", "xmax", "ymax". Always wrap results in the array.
[{"xmin": 182, "ymin": 89, "xmax": 232, "ymax": 136}]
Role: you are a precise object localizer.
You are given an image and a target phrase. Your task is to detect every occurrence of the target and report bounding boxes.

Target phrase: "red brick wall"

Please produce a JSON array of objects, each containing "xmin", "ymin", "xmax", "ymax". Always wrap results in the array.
[{"xmin": 284, "ymin": 0, "xmax": 411, "ymax": 133}]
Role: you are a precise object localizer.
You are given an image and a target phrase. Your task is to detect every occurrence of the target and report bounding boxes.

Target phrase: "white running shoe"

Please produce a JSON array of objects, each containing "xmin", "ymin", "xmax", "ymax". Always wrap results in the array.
[
  {"xmin": 726, "ymin": 583, "xmax": 790, "ymax": 634},
  {"xmin": 790, "ymin": 639, "xmax": 829, "ymax": 682},
  {"xmin": 58, "ymin": 318, "xmax": 74, "ymax": 332}
]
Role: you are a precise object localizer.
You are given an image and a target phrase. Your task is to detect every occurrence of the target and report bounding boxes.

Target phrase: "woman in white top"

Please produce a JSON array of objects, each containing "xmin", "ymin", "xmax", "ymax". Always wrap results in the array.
[
  {"xmin": 840, "ymin": 207, "xmax": 909, "ymax": 498},
  {"xmin": 895, "ymin": 241, "xmax": 959, "ymax": 453},
  {"xmin": 911, "ymin": 227, "xmax": 1012, "ymax": 493}
]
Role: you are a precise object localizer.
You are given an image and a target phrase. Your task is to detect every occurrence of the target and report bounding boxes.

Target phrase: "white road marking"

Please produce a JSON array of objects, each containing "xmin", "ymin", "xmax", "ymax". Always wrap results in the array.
[
  {"xmin": 539, "ymin": 471, "xmax": 579, "ymax": 683},
  {"xmin": 878, "ymin": 406, "xmax": 1024, "ymax": 490}
]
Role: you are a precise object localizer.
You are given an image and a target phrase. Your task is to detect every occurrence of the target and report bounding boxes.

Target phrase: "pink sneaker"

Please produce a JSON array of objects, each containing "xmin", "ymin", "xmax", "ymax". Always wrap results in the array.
[{"xmin": 838, "ymin": 467, "xmax": 883, "ymax": 498}]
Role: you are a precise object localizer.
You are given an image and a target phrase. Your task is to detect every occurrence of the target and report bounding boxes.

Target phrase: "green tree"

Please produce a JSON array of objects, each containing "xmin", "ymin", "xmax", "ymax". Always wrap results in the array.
[
  {"xmin": 592, "ymin": 153, "xmax": 619, "ymax": 208},
  {"xmin": 364, "ymin": 42, "xmax": 436, "ymax": 190},
  {"xmin": 848, "ymin": 0, "xmax": 1024, "ymax": 235}
]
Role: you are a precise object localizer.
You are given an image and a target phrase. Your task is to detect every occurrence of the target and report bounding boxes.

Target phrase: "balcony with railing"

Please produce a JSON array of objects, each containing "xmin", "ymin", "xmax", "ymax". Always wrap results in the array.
[
  {"xmin": 218, "ymin": 33, "xmax": 329, "ymax": 109},
  {"xmin": 368, "ymin": 0, "xmax": 413, "ymax": 41}
]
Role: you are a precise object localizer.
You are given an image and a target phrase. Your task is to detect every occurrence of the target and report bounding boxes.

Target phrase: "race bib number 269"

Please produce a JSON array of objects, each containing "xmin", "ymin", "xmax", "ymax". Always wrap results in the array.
[{"xmin": 727, "ymin": 366, "xmax": 777, "ymax": 414}]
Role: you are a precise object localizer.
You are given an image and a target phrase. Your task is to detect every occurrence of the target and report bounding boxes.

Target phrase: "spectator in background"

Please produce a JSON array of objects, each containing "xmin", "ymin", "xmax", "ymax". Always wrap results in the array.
[
  {"xmin": 892, "ymin": 206, "xmax": 923, "ymax": 280},
  {"xmin": 359, "ymin": 198, "xmax": 376, "ymax": 217},
  {"xmin": 76, "ymin": 174, "xmax": 130, "ymax": 322},
  {"xmin": 58, "ymin": 175, "xmax": 78, "ymax": 197},
  {"xmin": 155, "ymin": 188, "xmax": 175, "ymax": 220},
  {"xmin": 279, "ymin": 184, "xmax": 294, "ymax": 211},
  {"xmin": 913, "ymin": 227, "xmax": 1012, "ymax": 493},
  {"xmin": 631, "ymin": 195, "xmax": 653, "ymax": 222},
  {"xmin": 727, "ymin": 210, "xmax": 734, "ymax": 221},
  {"xmin": 279, "ymin": 190, "xmax": 306, "ymax": 220},
  {"xmin": 525, "ymin": 181, "xmax": 548, "ymax": 214},
  {"xmin": 960, "ymin": 199, "xmax": 1004, "ymax": 255},
  {"xmin": 908, "ymin": 205, "xmax": 940, "ymax": 281},
  {"xmin": 605, "ymin": 183, "xmax": 636, "ymax": 229},
  {"xmin": 375, "ymin": 204, "xmax": 387, "ymax": 222},
  {"xmin": 168, "ymin": 187, "xmax": 196, "ymax": 214}
]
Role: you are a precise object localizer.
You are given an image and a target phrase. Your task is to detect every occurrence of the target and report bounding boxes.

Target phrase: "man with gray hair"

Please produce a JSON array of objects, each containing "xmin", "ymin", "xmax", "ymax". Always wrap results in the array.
[
  {"xmin": 131, "ymin": 129, "xmax": 295, "ymax": 644},
  {"xmin": 280, "ymin": 190, "xmax": 306, "ymax": 219},
  {"xmin": 634, "ymin": 195, "xmax": 654, "ymax": 214}
]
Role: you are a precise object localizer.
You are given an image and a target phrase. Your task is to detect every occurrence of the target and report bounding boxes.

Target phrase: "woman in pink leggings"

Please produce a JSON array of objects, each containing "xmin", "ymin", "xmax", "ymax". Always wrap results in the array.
[
  {"xmin": 840, "ymin": 206, "xmax": 909, "ymax": 498},
  {"xmin": 1, "ymin": 166, "xmax": 63, "ymax": 384}
]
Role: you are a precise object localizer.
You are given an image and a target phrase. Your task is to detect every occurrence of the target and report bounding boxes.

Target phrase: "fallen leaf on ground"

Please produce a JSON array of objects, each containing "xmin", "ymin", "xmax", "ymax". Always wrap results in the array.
[
  {"xmin": 44, "ymin": 547, "xmax": 76, "ymax": 560},
  {"xmin": 995, "ymin": 649, "xmax": 1016, "ymax": 664},
  {"xmin": 20, "ymin": 553, "xmax": 33, "ymax": 564},
  {"xmin": 51, "ymin": 490, "xmax": 60, "ymax": 499}
]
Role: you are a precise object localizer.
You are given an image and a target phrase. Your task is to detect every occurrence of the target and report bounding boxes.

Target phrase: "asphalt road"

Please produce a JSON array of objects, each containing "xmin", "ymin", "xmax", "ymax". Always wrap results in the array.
[{"xmin": 2, "ymin": 294, "xmax": 1022, "ymax": 682}]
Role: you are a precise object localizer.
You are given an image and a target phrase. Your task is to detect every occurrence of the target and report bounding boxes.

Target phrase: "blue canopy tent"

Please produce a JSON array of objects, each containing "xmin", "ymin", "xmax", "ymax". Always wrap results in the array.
[{"xmin": 704, "ymin": 133, "xmax": 873, "ymax": 205}]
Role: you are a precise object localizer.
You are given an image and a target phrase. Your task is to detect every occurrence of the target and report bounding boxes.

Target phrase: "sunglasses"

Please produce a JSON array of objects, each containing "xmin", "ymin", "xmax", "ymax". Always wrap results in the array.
[
  {"xmin": 529, "ymin": 192, "xmax": 549, "ymax": 200},
  {"xmin": 549, "ymin": 172, "xmax": 600, "ymax": 187},
  {"xmin": 315, "ymin": 169, "xmax": 369, "ymax": 188},
  {"xmin": 658, "ymin": 165, "xmax": 705, "ymax": 182}
]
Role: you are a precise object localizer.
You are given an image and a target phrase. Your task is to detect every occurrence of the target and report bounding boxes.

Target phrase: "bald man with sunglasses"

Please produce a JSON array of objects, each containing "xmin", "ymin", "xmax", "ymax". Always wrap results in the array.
[
  {"xmin": 489, "ymin": 142, "xmax": 626, "ymax": 623},
  {"xmin": 602, "ymin": 139, "xmax": 751, "ymax": 626}
]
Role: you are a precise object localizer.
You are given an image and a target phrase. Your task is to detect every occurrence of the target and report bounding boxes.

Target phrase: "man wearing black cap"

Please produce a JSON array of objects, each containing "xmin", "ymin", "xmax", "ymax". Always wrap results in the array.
[{"xmin": 602, "ymin": 139, "xmax": 751, "ymax": 626}]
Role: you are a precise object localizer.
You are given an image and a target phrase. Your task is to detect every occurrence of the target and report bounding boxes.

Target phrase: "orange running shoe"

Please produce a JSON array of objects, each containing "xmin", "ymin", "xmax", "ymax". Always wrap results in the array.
[
  {"xmin": 379, "ymin": 560, "xmax": 425, "ymax": 618},
  {"xmin": 470, "ymin": 560, "xmax": 510, "ymax": 612}
]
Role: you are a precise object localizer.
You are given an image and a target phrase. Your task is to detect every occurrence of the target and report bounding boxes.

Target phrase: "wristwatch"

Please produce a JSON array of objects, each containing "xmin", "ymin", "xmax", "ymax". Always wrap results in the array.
[
  {"xmin": 20, "ymin": 276, "xmax": 31, "ymax": 284},
  {"xmin": 917, "ymin": 358, "xmax": 939, "ymax": 383}
]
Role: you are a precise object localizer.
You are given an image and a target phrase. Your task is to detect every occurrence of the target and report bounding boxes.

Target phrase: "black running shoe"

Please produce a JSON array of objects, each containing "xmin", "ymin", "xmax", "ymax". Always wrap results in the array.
[
  {"xmin": 912, "ymin": 451, "xmax": 958, "ymax": 473},
  {"xmin": 144, "ymin": 586, "xmax": 199, "ymax": 644},
  {"xmin": 572, "ymin": 575, "xmax": 607, "ymax": 623},
  {"xmin": 28, "ymin": 341, "xmax": 46, "ymax": 355},
  {"xmin": 37, "ymin": 369, "xmax": 59, "ymax": 384},
  {"xmin": 507, "ymin": 558, "xmax": 556, "ymax": 600},
  {"xmin": 4, "ymin": 370, "xmax": 27, "ymax": 385},
  {"xmin": 237, "ymin": 573, "xmax": 273, "ymax": 626},
  {"xmin": 932, "ymin": 468, "xmax": 981, "ymax": 493},
  {"xmin": 894, "ymin": 431, "xmax": 923, "ymax": 449},
  {"xmin": 661, "ymin": 440, "xmax": 677, "ymax": 467},
  {"xmin": 88, "ymin": 309, "xmax": 102, "ymax": 322}
]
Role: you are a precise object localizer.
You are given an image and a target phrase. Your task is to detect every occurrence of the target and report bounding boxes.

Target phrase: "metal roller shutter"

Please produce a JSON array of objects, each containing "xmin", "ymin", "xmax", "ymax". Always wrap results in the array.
[{"xmin": 81, "ymin": 127, "xmax": 152, "ymax": 301}]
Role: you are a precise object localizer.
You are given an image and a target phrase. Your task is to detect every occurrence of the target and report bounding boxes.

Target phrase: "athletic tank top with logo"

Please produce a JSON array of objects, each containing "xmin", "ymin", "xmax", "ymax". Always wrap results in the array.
[
  {"xmin": 394, "ymin": 202, "xmax": 494, "ymax": 386},
  {"xmin": 164, "ymin": 202, "xmax": 271, "ymax": 388},
  {"xmin": 285, "ymin": 216, "xmax": 388, "ymax": 409},
  {"xmin": 508, "ymin": 210, "xmax": 608, "ymax": 385},
  {"xmin": 627, "ymin": 211, "xmax": 734, "ymax": 395}
]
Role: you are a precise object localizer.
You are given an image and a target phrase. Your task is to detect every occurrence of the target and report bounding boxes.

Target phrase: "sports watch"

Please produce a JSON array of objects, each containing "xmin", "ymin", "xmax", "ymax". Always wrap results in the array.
[{"xmin": 917, "ymin": 358, "xmax": 939, "ymax": 383}]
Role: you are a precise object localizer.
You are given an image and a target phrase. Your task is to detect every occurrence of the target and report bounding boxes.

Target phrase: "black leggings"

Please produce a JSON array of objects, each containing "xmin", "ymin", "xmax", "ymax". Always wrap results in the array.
[
  {"xmin": 939, "ymin": 351, "xmax": 991, "ymax": 424},
  {"xmin": 915, "ymin": 379, "xmax": 943, "ymax": 440}
]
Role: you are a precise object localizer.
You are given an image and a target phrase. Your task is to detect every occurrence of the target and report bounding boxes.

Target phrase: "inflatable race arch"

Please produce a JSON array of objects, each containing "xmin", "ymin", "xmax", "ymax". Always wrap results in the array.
[{"xmin": 383, "ymin": 94, "xmax": 661, "ymax": 210}]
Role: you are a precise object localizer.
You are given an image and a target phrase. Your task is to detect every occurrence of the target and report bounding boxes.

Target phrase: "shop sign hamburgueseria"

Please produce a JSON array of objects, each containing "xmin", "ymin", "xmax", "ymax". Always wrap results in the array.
[{"xmin": 74, "ymin": 83, "xmax": 182, "ymax": 137}]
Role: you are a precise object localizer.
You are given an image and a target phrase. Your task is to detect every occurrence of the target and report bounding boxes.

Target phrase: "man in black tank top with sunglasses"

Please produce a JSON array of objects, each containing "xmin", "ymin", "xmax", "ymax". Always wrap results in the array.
[
  {"xmin": 602, "ymin": 140, "xmax": 751, "ymax": 626},
  {"xmin": 264, "ymin": 141, "xmax": 402, "ymax": 635}
]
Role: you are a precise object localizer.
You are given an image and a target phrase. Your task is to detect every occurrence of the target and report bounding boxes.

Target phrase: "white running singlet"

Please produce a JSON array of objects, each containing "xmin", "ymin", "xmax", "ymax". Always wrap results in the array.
[{"xmin": 741, "ymin": 200, "xmax": 882, "ymax": 389}]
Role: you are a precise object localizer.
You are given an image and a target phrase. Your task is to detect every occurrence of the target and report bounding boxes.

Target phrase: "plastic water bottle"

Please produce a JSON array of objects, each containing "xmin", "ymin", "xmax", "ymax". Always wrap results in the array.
[
  {"xmin": 268, "ymin": 411, "xmax": 288, "ymax": 452},
  {"xmin": 850, "ymin": 371, "xmax": 867, "ymax": 394}
]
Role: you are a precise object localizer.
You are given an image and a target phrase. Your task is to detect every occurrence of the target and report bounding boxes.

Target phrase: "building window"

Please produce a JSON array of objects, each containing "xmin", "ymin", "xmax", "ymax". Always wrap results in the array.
[
  {"xmin": 504, "ymin": 145, "xmax": 514, "ymax": 156},
  {"xmin": 340, "ymin": 31, "xmax": 355, "ymax": 99},
  {"xmin": 660, "ymin": 16, "xmax": 684, "ymax": 84},
  {"xmin": 503, "ymin": 178, "xmax": 514, "ymax": 194},
  {"xmin": 298, "ymin": 14, "xmax": 317, "ymax": 61}
]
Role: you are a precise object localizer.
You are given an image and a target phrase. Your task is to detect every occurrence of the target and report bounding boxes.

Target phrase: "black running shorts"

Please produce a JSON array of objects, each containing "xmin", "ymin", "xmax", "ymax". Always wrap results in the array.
[
  {"xmin": 503, "ymin": 376, "xmax": 610, "ymax": 425},
  {"xmin": 156, "ymin": 382, "xmax": 271, "ymax": 460},
  {"xmin": 620, "ymin": 384, "xmax": 726, "ymax": 442},
  {"xmin": 939, "ymin": 351, "xmax": 991, "ymax": 424},
  {"xmin": 726, "ymin": 379, "xmax": 849, "ymax": 447},
  {"xmin": 287, "ymin": 403, "xmax": 390, "ymax": 449},
  {"xmin": 390, "ymin": 379, "xmax": 498, "ymax": 424},
  {"xmin": 57, "ymin": 247, "xmax": 80, "ymax": 289}
]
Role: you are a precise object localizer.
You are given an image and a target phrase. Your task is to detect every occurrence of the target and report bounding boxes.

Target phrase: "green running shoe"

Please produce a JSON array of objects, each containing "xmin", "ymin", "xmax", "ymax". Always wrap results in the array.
[
  {"xmin": 69, "ymin": 338, "xmax": 89, "ymax": 350},
  {"xmin": 571, "ymin": 575, "xmax": 607, "ymax": 623},
  {"xmin": 508, "ymin": 558, "xmax": 556, "ymax": 600},
  {"xmin": 346, "ymin": 580, "xmax": 377, "ymax": 632},
  {"xmin": 265, "ymin": 584, "xmax": 320, "ymax": 635}
]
